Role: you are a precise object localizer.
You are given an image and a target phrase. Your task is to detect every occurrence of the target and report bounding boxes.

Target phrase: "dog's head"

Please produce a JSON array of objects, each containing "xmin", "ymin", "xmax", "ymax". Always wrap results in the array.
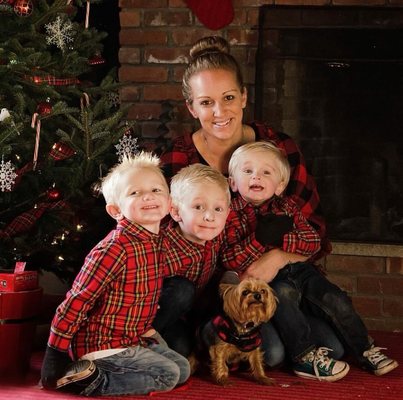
[{"xmin": 219, "ymin": 278, "xmax": 277, "ymax": 328}]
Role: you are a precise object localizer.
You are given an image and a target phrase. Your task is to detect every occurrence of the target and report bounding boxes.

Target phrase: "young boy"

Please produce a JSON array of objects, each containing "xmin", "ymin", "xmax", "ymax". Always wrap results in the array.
[
  {"xmin": 222, "ymin": 141, "xmax": 398, "ymax": 381},
  {"xmin": 153, "ymin": 163, "xmax": 231, "ymax": 356},
  {"xmin": 40, "ymin": 152, "xmax": 190, "ymax": 396}
]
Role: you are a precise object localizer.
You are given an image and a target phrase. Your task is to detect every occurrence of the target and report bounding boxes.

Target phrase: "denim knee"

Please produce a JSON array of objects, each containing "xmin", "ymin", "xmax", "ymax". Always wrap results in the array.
[{"xmin": 260, "ymin": 322, "xmax": 285, "ymax": 368}]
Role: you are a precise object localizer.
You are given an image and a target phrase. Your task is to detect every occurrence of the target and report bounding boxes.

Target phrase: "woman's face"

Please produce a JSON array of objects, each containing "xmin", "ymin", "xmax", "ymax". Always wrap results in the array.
[{"xmin": 186, "ymin": 69, "xmax": 247, "ymax": 141}]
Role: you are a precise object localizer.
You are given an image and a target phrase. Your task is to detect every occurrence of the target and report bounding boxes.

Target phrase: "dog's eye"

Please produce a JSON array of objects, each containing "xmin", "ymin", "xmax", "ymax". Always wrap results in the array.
[
  {"xmin": 260, "ymin": 289, "xmax": 267, "ymax": 295},
  {"xmin": 242, "ymin": 290, "xmax": 250, "ymax": 296}
]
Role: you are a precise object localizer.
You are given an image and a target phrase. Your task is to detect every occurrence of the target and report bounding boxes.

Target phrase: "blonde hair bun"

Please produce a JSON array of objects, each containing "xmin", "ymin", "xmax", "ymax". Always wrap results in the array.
[{"xmin": 189, "ymin": 36, "xmax": 230, "ymax": 61}]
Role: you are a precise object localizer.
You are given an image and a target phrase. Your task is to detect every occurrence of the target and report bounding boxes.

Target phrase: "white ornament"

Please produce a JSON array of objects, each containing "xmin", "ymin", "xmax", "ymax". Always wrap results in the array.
[
  {"xmin": 0, "ymin": 108, "xmax": 11, "ymax": 122},
  {"xmin": 0, "ymin": 158, "xmax": 18, "ymax": 192},
  {"xmin": 45, "ymin": 16, "xmax": 75, "ymax": 51},
  {"xmin": 115, "ymin": 134, "xmax": 139, "ymax": 161},
  {"xmin": 108, "ymin": 92, "xmax": 121, "ymax": 108}
]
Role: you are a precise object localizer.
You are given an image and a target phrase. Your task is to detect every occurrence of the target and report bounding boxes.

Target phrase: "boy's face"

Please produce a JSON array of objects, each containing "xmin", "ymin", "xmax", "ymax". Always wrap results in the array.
[
  {"xmin": 107, "ymin": 167, "xmax": 170, "ymax": 234},
  {"xmin": 171, "ymin": 182, "xmax": 230, "ymax": 245},
  {"xmin": 229, "ymin": 151, "xmax": 286, "ymax": 206}
]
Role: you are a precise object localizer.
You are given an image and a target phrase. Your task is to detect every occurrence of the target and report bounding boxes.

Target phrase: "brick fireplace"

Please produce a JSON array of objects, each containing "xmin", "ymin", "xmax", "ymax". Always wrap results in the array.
[{"xmin": 118, "ymin": 0, "xmax": 403, "ymax": 331}]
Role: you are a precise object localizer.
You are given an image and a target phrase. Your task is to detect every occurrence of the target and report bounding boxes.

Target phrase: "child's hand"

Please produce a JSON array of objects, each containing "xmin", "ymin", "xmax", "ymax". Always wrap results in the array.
[
  {"xmin": 40, "ymin": 345, "xmax": 72, "ymax": 389},
  {"xmin": 255, "ymin": 214, "xmax": 294, "ymax": 247}
]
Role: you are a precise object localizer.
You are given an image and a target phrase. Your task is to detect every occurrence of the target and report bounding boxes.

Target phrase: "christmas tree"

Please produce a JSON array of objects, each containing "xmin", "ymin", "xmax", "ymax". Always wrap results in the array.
[{"xmin": 0, "ymin": 0, "xmax": 138, "ymax": 282}]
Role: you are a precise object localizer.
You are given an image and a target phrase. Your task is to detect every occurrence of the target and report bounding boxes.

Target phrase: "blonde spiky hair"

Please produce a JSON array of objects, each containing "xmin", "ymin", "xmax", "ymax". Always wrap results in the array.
[{"xmin": 101, "ymin": 151, "xmax": 167, "ymax": 205}]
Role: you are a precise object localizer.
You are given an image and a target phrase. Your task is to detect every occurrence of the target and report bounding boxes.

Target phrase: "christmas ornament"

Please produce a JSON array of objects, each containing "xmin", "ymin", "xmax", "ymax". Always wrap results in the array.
[
  {"xmin": 49, "ymin": 141, "xmax": 75, "ymax": 161},
  {"xmin": 0, "ymin": 156, "xmax": 17, "ymax": 192},
  {"xmin": 28, "ymin": 74, "xmax": 80, "ymax": 86},
  {"xmin": 88, "ymin": 53, "xmax": 106, "ymax": 66},
  {"xmin": 36, "ymin": 98, "xmax": 52, "ymax": 115},
  {"xmin": 108, "ymin": 91, "xmax": 120, "ymax": 108},
  {"xmin": 115, "ymin": 132, "xmax": 139, "ymax": 161},
  {"xmin": 13, "ymin": 0, "xmax": 33, "ymax": 17},
  {"xmin": 47, "ymin": 186, "xmax": 61, "ymax": 201},
  {"xmin": 31, "ymin": 112, "xmax": 42, "ymax": 170},
  {"xmin": 0, "ymin": 108, "xmax": 11, "ymax": 122},
  {"xmin": 185, "ymin": 0, "xmax": 234, "ymax": 30},
  {"xmin": 90, "ymin": 180, "xmax": 102, "ymax": 198},
  {"xmin": 45, "ymin": 16, "xmax": 75, "ymax": 51}
]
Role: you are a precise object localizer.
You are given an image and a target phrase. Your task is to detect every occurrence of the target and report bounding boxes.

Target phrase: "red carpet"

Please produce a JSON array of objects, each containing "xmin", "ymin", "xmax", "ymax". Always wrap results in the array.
[{"xmin": 1, "ymin": 331, "xmax": 402, "ymax": 400}]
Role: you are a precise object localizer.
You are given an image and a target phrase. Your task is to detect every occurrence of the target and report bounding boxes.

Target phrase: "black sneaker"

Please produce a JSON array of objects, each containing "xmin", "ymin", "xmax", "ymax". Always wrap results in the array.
[
  {"xmin": 293, "ymin": 347, "xmax": 350, "ymax": 382},
  {"xmin": 56, "ymin": 359, "xmax": 98, "ymax": 393},
  {"xmin": 362, "ymin": 346, "xmax": 399, "ymax": 376}
]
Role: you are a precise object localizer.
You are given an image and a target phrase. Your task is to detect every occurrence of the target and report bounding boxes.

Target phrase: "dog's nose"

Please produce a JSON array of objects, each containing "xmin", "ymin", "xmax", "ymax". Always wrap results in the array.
[{"xmin": 253, "ymin": 292, "xmax": 261, "ymax": 301}]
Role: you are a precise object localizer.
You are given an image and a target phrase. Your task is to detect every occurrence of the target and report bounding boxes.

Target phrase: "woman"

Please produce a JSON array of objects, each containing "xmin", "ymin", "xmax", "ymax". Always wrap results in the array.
[{"xmin": 159, "ymin": 36, "xmax": 343, "ymax": 367}]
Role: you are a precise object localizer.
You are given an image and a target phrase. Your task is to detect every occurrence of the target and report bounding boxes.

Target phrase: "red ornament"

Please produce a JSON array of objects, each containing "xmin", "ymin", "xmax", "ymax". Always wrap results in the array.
[
  {"xmin": 37, "ymin": 98, "xmax": 52, "ymax": 115},
  {"xmin": 13, "ymin": 0, "xmax": 33, "ymax": 17},
  {"xmin": 47, "ymin": 187, "xmax": 61, "ymax": 201},
  {"xmin": 88, "ymin": 53, "xmax": 106, "ymax": 66},
  {"xmin": 49, "ymin": 141, "xmax": 75, "ymax": 161}
]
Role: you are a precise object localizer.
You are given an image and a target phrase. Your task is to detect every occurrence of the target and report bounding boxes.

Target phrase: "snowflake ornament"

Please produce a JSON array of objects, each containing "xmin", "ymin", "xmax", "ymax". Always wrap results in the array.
[
  {"xmin": 115, "ymin": 134, "xmax": 139, "ymax": 161},
  {"xmin": 107, "ymin": 91, "xmax": 121, "ymax": 108},
  {"xmin": 45, "ymin": 16, "xmax": 75, "ymax": 51},
  {"xmin": 0, "ymin": 157, "xmax": 18, "ymax": 192}
]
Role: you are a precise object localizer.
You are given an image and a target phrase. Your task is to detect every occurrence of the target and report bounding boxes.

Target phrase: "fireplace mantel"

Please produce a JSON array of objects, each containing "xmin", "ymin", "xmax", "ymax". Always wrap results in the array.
[{"xmin": 331, "ymin": 242, "xmax": 403, "ymax": 258}]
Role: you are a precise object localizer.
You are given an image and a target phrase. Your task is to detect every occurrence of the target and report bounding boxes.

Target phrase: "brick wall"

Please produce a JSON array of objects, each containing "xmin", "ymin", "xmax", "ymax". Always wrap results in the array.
[
  {"xmin": 324, "ymin": 253, "xmax": 403, "ymax": 332},
  {"xmin": 118, "ymin": 0, "xmax": 403, "ymax": 332}
]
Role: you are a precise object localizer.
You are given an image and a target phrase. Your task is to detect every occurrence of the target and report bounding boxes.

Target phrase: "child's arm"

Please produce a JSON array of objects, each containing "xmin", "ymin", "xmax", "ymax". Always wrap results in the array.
[
  {"xmin": 281, "ymin": 197, "xmax": 321, "ymax": 256},
  {"xmin": 242, "ymin": 248, "xmax": 308, "ymax": 282},
  {"xmin": 219, "ymin": 209, "xmax": 266, "ymax": 273}
]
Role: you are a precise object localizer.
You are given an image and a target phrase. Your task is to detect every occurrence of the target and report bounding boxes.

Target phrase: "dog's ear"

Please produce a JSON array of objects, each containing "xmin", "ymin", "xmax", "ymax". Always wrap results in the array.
[{"xmin": 219, "ymin": 283, "xmax": 235, "ymax": 298}]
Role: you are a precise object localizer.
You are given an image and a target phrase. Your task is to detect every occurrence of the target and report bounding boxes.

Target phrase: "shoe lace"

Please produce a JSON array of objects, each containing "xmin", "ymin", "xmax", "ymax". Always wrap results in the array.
[
  {"xmin": 364, "ymin": 346, "xmax": 388, "ymax": 365},
  {"xmin": 311, "ymin": 347, "xmax": 334, "ymax": 379}
]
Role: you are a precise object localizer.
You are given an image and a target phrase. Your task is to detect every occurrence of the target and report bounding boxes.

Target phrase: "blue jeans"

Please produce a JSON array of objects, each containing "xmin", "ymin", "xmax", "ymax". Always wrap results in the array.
[
  {"xmin": 270, "ymin": 262, "xmax": 370, "ymax": 363},
  {"xmin": 81, "ymin": 343, "xmax": 190, "ymax": 396},
  {"xmin": 261, "ymin": 315, "xmax": 344, "ymax": 367},
  {"xmin": 153, "ymin": 276, "xmax": 196, "ymax": 356}
]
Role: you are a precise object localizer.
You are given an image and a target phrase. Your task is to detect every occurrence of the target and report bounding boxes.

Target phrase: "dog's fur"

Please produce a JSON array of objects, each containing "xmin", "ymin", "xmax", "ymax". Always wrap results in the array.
[{"xmin": 205, "ymin": 277, "xmax": 277, "ymax": 386}]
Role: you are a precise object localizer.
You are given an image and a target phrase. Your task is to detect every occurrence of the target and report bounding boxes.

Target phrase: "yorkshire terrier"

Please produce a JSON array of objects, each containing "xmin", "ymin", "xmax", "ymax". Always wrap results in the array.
[{"xmin": 200, "ymin": 272, "xmax": 277, "ymax": 386}]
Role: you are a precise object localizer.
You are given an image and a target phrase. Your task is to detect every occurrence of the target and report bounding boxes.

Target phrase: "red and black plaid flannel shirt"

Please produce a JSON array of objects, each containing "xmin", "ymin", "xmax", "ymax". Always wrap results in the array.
[
  {"xmin": 221, "ymin": 195, "xmax": 321, "ymax": 273},
  {"xmin": 162, "ymin": 220, "xmax": 223, "ymax": 291},
  {"xmin": 160, "ymin": 121, "xmax": 331, "ymax": 259},
  {"xmin": 48, "ymin": 218, "xmax": 170, "ymax": 359}
]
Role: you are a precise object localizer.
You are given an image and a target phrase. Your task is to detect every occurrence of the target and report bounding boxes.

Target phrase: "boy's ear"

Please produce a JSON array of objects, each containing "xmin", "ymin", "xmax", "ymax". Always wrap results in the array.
[
  {"xmin": 170, "ymin": 205, "xmax": 182, "ymax": 222},
  {"xmin": 106, "ymin": 204, "xmax": 122, "ymax": 220},
  {"xmin": 228, "ymin": 176, "xmax": 238, "ymax": 193},
  {"xmin": 274, "ymin": 180, "xmax": 287, "ymax": 196}
]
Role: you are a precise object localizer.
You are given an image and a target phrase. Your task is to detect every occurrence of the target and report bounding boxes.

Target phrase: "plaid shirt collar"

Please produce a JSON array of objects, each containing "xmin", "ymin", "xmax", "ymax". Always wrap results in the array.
[
  {"xmin": 231, "ymin": 195, "xmax": 276, "ymax": 216},
  {"xmin": 117, "ymin": 217, "xmax": 160, "ymax": 240}
]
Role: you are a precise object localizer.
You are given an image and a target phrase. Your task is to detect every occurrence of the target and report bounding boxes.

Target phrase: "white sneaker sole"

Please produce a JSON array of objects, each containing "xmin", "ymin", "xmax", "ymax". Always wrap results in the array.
[
  {"xmin": 374, "ymin": 360, "xmax": 399, "ymax": 376},
  {"xmin": 56, "ymin": 360, "xmax": 97, "ymax": 389},
  {"xmin": 294, "ymin": 363, "xmax": 350, "ymax": 382}
]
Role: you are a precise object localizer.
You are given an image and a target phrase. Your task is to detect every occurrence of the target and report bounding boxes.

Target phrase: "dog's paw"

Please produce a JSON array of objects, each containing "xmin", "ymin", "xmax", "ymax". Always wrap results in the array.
[
  {"xmin": 214, "ymin": 375, "xmax": 232, "ymax": 387},
  {"xmin": 256, "ymin": 375, "xmax": 276, "ymax": 386}
]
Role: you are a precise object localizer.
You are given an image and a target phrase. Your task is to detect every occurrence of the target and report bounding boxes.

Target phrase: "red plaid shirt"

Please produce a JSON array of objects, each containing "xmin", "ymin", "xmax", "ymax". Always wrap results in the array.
[
  {"xmin": 48, "ymin": 218, "xmax": 170, "ymax": 359},
  {"xmin": 162, "ymin": 220, "xmax": 223, "ymax": 291},
  {"xmin": 160, "ymin": 121, "xmax": 330, "ymax": 259},
  {"xmin": 221, "ymin": 195, "xmax": 321, "ymax": 273}
]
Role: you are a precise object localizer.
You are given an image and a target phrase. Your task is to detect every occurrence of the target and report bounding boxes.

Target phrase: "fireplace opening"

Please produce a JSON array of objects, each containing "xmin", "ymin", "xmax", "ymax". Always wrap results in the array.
[{"xmin": 255, "ymin": 6, "xmax": 403, "ymax": 245}]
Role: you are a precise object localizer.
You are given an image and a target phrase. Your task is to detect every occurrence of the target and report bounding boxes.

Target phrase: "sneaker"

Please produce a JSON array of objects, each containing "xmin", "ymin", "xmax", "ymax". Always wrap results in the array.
[
  {"xmin": 56, "ymin": 359, "xmax": 98, "ymax": 393},
  {"xmin": 293, "ymin": 347, "xmax": 350, "ymax": 382},
  {"xmin": 362, "ymin": 346, "xmax": 399, "ymax": 376}
]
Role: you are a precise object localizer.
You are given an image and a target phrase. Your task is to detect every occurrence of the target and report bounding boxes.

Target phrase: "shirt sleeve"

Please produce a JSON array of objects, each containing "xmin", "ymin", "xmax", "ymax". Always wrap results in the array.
[
  {"xmin": 220, "ymin": 210, "xmax": 266, "ymax": 272},
  {"xmin": 48, "ymin": 242, "xmax": 126, "ymax": 351},
  {"xmin": 280, "ymin": 198, "xmax": 321, "ymax": 257}
]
